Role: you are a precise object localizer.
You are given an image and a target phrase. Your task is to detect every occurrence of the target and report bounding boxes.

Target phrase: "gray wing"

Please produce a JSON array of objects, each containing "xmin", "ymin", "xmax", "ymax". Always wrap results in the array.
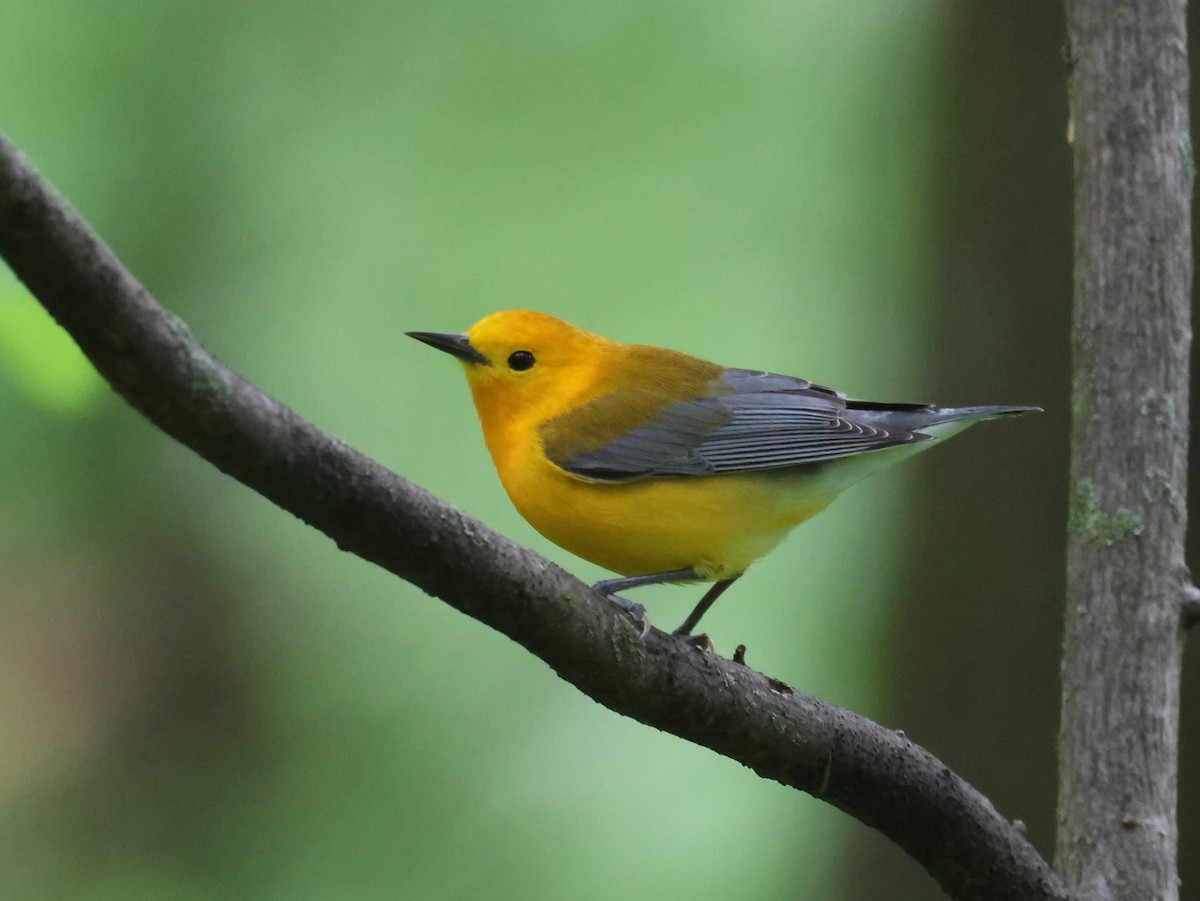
[{"xmin": 552, "ymin": 368, "xmax": 934, "ymax": 482}]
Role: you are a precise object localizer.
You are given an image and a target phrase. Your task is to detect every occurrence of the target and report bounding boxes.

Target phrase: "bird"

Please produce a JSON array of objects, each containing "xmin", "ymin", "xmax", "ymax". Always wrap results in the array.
[{"xmin": 408, "ymin": 310, "xmax": 1038, "ymax": 637}]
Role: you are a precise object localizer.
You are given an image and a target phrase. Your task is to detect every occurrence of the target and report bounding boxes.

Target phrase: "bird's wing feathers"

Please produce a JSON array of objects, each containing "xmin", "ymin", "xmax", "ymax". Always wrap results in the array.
[{"xmin": 542, "ymin": 368, "xmax": 933, "ymax": 482}]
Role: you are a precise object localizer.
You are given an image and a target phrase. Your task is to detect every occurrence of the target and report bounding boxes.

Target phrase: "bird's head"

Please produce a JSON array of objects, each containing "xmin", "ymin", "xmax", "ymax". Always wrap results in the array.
[{"xmin": 408, "ymin": 310, "xmax": 614, "ymax": 426}]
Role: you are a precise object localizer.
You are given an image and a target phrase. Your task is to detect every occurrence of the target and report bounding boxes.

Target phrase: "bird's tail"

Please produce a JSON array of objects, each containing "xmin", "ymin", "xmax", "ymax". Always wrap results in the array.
[
  {"xmin": 805, "ymin": 403, "xmax": 1039, "ymax": 498},
  {"xmin": 849, "ymin": 402, "xmax": 1041, "ymax": 439}
]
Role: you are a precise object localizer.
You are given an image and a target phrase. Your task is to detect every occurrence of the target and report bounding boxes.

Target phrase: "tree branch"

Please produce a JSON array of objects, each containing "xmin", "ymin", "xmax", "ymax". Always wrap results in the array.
[
  {"xmin": 1182, "ymin": 581, "xmax": 1200, "ymax": 629},
  {"xmin": 0, "ymin": 131, "xmax": 1066, "ymax": 901},
  {"xmin": 1060, "ymin": 1, "xmax": 1191, "ymax": 898}
]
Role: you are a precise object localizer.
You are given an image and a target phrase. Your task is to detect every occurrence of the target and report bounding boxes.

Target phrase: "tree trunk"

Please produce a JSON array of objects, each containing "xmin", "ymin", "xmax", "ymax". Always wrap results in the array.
[{"xmin": 1059, "ymin": 1, "xmax": 1192, "ymax": 899}]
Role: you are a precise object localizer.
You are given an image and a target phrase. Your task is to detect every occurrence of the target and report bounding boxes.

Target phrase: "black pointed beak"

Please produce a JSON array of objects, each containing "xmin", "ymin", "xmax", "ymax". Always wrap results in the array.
[{"xmin": 406, "ymin": 331, "xmax": 491, "ymax": 366}]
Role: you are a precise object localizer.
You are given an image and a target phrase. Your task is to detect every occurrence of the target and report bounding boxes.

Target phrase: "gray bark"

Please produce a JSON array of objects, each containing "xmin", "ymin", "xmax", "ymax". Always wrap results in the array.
[{"xmin": 1059, "ymin": 1, "xmax": 1192, "ymax": 899}]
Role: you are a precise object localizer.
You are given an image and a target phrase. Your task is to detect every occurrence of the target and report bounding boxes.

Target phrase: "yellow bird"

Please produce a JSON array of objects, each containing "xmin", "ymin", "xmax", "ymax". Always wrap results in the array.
[{"xmin": 409, "ymin": 311, "xmax": 1037, "ymax": 636}]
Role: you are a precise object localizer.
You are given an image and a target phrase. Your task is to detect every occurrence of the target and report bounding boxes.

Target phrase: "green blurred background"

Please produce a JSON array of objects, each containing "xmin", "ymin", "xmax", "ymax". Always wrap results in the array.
[{"xmin": 1, "ymin": 2, "xmax": 1188, "ymax": 899}]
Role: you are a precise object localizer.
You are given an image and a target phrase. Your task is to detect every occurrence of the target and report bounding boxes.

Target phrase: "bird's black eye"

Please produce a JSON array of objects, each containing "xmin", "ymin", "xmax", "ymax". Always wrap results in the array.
[{"xmin": 507, "ymin": 350, "xmax": 535, "ymax": 371}]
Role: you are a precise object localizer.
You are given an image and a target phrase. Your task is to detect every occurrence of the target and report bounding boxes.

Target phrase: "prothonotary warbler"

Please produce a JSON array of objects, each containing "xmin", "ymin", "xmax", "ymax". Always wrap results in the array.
[{"xmin": 409, "ymin": 311, "xmax": 1038, "ymax": 637}]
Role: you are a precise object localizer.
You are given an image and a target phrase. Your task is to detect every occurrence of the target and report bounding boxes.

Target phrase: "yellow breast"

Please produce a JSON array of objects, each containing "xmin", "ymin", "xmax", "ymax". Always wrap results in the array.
[{"xmin": 492, "ymin": 434, "xmax": 831, "ymax": 580}]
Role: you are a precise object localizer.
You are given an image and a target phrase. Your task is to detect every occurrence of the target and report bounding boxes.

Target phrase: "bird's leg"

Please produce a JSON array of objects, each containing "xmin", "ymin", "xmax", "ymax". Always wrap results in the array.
[
  {"xmin": 592, "ymin": 568, "xmax": 701, "ymax": 636},
  {"xmin": 674, "ymin": 576, "xmax": 740, "ymax": 637},
  {"xmin": 593, "ymin": 569, "xmax": 701, "ymax": 595}
]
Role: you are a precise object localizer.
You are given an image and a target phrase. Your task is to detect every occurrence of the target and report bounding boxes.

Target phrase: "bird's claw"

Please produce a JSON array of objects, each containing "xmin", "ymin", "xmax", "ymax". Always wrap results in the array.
[
  {"xmin": 604, "ymin": 593, "xmax": 652, "ymax": 638},
  {"xmin": 679, "ymin": 631, "xmax": 713, "ymax": 651}
]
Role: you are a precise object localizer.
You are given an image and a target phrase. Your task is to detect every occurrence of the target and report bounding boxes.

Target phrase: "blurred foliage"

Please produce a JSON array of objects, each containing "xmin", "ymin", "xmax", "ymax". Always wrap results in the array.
[
  {"xmin": 0, "ymin": 2, "xmax": 1080, "ymax": 900},
  {"xmin": 0, "ymin": 279, "xmax": 105, "ymax": 415}
]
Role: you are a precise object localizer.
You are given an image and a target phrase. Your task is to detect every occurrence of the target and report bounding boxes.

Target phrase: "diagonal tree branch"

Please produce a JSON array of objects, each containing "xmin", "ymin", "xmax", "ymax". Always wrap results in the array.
[{"xmin": 0, "ymin": 131, "xmax": 1067, "ymax": 901}]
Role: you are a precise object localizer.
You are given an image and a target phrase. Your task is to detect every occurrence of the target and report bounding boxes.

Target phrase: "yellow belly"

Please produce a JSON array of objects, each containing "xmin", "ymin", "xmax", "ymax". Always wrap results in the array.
[{"xmin": 495, "ymin": 446, "xmax": 832, "ymax": 580}]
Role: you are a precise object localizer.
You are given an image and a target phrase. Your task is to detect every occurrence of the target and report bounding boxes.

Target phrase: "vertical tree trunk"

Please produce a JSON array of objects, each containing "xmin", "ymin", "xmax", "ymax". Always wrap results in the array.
[{"xmin": 1059, "ymin": 2, "xmax": 1192, "ymax": 899}]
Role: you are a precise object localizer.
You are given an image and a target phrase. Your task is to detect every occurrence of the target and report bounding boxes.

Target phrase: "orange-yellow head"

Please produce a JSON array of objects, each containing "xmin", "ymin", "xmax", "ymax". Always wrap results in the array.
[
  {"xmin": 407, "ymin": 310, "xmax": 620, "ymax": 440},
  {"xmin": 407, "ymin": 310, "xmax": 724, "ymax": 465}
]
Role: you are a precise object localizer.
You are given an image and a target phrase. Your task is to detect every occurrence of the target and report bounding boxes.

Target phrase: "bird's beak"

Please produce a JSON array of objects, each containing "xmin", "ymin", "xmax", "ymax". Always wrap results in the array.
[{"xmin": 406, "ymin": 331, "xmax": 491, "ymax": 366}]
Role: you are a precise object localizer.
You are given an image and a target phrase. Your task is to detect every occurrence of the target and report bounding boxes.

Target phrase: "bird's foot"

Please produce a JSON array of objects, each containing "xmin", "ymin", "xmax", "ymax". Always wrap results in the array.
[
  {"xmin": 678, "ymin": 631, "xmax": 713, "ymax": 651},
  {"xmin": 603, "ymin": 593, "xmax": 652, "ymax": 638}
]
